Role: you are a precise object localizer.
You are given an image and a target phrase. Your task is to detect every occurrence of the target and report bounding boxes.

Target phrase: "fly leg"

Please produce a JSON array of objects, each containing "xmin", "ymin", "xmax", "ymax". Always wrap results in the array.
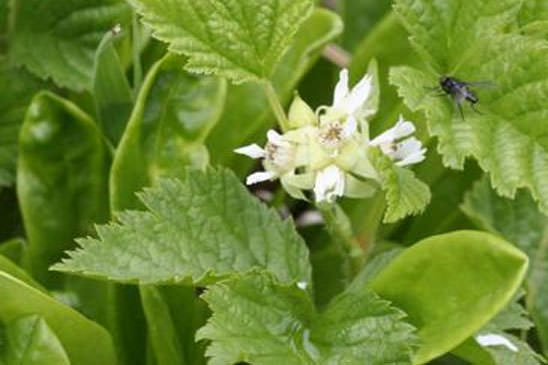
[
  {"xmin": 456, "ymin": 102, "xmax": 465, "ymax": 121},
  {"xmin": 470, "ymin": 102, "xmax": 483, "ymax": 115}
]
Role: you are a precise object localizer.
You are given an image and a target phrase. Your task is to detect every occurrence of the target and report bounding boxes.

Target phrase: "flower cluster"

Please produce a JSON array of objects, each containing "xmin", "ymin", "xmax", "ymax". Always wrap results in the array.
[{"xmin": 235, "ymin": 69, "xmax": 426, "ymax": 204}]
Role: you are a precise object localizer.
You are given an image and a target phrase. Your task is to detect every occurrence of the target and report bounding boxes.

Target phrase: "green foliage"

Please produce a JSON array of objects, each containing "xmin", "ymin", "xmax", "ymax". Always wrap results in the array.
[
  {"xmin": 54, "ymin": 168, "xmax": 311, "ymax": 285},
  {"xmin": 370, "ymin": 231, "xmax": 529, "ymax": 364},
  {"xmin": 461, "ymin": 177, "xmax": 548, "ymax": 354},
  {"xmin": 339, "ymin": 0, "xmax": 392, "ymax": 51},
  {"xmin": 0, "ymin": 271, "xmax": 116, "ymax": 365},
  {"xmin": 10, "ymin": 0, "xmax": 131, "ymax": 91},
  {"xmin": 0, "ymin": 61, "xmax": 45, "ymax": 187},
  {"xmin": 369, "ymin": 148, "xmax": 431, "ymax": 223},
  {"xmin": 110, "ymin": 53, "xmax": 226, "ymax": 211},
  {"xmin": 1, "ymin": 315, "xmax": 70, "ymax": 365},
  {"xmin": 128, "ymin": 0, "xmax": 314, "ymax": 83},
  {"xmin": 391, "ymin": 0, "xmax": 548, "ymax": 215},
  {"xmin": 17, "ymin": 92, "xmax": 110, "ymax": 288},
  {"xmin": 197, "ymin": 272, "xmax": 416, "ymax": 365},
  {"xmin": 92, "ymin": 29, "xmax": 134, "ymax": 145}
]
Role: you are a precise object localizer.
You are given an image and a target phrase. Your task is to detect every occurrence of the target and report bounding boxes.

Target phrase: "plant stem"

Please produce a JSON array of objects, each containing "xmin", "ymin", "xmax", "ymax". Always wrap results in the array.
[
  {"xmin": 318, "ymin": 203, "xmax": 364, "ymax": 277},
  {"xmin": 263, "ymin": 82, "xmax": 290, "ymax": 131},
  {"xmin": 132, "ymin": 11, "xmax": 143, "ymax": 96}
]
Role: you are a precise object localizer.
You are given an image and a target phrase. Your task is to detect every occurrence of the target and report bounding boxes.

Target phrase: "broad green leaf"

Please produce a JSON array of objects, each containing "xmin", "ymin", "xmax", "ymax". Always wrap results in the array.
[
  {"xmin": 2, "ymin": 315, "xmax": 70, "ymax": 365},
  {"xmin": 369, "ymin": 148, "xmax": 431, "ymax": 223},
  {"xmin": 339, "ymin": 0, "xmax": 392, "ymax": 51},
  {"xmin": 461, "ymin": 177, "xmax": 548, "ymax": 354},
  {"xmin": 0, "ymin": 254, "xmax": 45, "ymax": 293},
  {"xmin": 10, "ymin": 0, "xmax": 131, "ymax": 91},
  {"xmin": 197, "ymin": 272, "xmax": 416, "ymax": 365},
  {"xmin": 370, "ymin": 230, "xmax": 529, "ymax": 364},
  {"xmin": 54, "ymin": 168, "xmax": 311, "ymax": 285},
  {"xmin": 93, "ymin": 29, "xmax": 134, "ymax": 145},
  {"xmin": 207, "ymin": 8, "xmax": 343, "ymax": 175},
  {"xmin": 0, "ymin": 271, "xmax": 116, "ymax": 365},
  {"xmin": 519, "ymin": 0, "xmax": 548, "ymax": 35},
  {"xmin": 391, "ymin": 0, "xmax": 548, "ymax": 215},
  {"xmin": 17, "ymin": 91, "xmax": 110, "ymax": 288},
  {"xmin": 128, "ymin": 0, "xmax": 314, "ymax": 83},
  {"xmin": 140, "ymin": 285, "xmax": 209, "ymax": 365},
  {"xmin": 110, "ymin": 53, "xmax": 226, "ymax": 211},
  {"xmin": 0, "ymin": 61, "xmax": 45, "ymax": 187}
]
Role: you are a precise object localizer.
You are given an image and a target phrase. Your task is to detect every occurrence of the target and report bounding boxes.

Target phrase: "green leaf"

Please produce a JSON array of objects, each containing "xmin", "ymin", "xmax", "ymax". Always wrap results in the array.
[
  {"xmin": 369, "ymin": 148, "xmax": 431, "ymax": 223},
  {"xmin": 2, "ymin": 315, "xmax": 70, "ymax": 365},
  {"xmin": 93, "ymin": 29, "xmax": 134, "ymax": 145},
  {"xmin": 54, "ymin": 168, "xmax": 311, "ymax": 285},
  {"xmin": 110, "ymin": 53, "xmax": 226, "ymax": 211},
  {"xmin": 0, "ymin": 254, "xmax": 46, "ymax": 293},
  {"xmin": 0, "ymin": 271, "xmax": 116, "ymax": 365},
  {"xmin": 128, "ymin": 0, "xmax": 314, "ymax": 83},
  {"xmin": 0, "ymin": 61, "xmax": 45, "ymax": 187},
  {"xmin": 10, "ymin": 0, "xmax": 131, "ymax": 91},
  {"xmin": 0, "ymin": 238, "xmax": 24, "ymax": 264},
  {"xmin": 197, "ymin": 272, "xmax": 416, "ymax": 365},
  {"xmin": 461, "ymin": 177, "xmax": 548, "ymax": 355},
  {"xmin": 17, "ymin": 91, "xmax": 110, "ymax": 288},
  {"xmin": 391, "ymin": 0, "xmax": 548, "ymax": 216},
  {"xmin": 369, "ymin": 230, "xmax": 529, "ymax": 364},
  {"xmin": 206, "ymin": 8, "xmax": 342, "ymax": 175}
]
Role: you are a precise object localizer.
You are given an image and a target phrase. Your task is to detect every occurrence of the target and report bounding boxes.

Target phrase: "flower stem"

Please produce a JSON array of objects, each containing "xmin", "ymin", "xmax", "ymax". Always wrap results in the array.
[
  {"xmin": 318, "ymin": 203, "xmax": 364, "ymax": 278},
  {"xmin": 263, "ymin": 82, "xmax": 290, "ymax": 131},
  {"xmin": 132, "ymin": 11, "xmax": 143, "ymax": 95}
]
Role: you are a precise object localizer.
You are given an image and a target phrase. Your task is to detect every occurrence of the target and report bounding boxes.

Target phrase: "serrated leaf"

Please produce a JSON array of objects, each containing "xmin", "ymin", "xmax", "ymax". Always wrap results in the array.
[
  {"xmin": 10, "ymin": 0, "xmax": 131, "ymax": 91},
  {"xmin": 128, "ymin": 0, "xmax": 314, "ymax": 83},
  {"xmin": 461, "ymin": 176, "xmax": 548, "ymax": 354},
  {"xmin": 54, "ymin": 168, "xmax": 311, "ymax": 285},
  {"xmin": 391, "ymin": 0, "xmax": 548, "ymax": 216},
  {"xmin": 370, "ymin": 230, "xmax": 529, "ymax": 364},
  {"xmin": 368, "ymin": 148, "xmax": 431, "ymax": 223},
  {"xmin": 0, "ymin": 61, "xmax": 45, "ymax": 187},
  {"xmin": 110, "ymin": 53, "xmax": 226, "ymax": 211},
  {"xmin": 3, "ymin": 315, "xmax": 70, "ymax": 365},
  {"xmin": 0, "ymin": 272, "xmax": 116, "ymax": 365},
  {"xmin": 196, "ymin": 272, "xmax": 416, "ymax": 365}
]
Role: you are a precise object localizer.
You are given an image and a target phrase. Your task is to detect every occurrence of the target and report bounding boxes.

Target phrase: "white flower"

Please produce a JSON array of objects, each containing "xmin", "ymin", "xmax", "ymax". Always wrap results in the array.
[
  {"xmin": 314, "ymin": 165, "xmax": 345, "ymax": 203},
  {"xmin": 331, "ymin": 69, "xmax": 374, "ymax": 121},
  {"xmin": 370, "ymin": 115, "xmax": 426, "ymax": 166},
  {"xmin": 476, "ymin": 334, "xmax": 518, "ymax": 352},
  {"xmin": 235, "ymin": 130, "xmax": 296, "ymax": 185},
  {"xmin": 297, "ymin": 281, "xmax": 309, "ymax": 290}
]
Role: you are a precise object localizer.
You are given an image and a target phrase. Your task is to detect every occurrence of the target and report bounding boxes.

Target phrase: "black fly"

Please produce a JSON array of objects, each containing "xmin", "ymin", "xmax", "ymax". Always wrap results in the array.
[{"xmin": 428, "ymin": 76, "xmax": 491, "ymax": 120}]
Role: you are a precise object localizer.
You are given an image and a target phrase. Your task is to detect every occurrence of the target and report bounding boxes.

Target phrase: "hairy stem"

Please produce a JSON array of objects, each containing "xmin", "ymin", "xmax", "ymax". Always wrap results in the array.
[{"xmin": 263, "ymin": 82, "xmax": 290, "ymax": 131}]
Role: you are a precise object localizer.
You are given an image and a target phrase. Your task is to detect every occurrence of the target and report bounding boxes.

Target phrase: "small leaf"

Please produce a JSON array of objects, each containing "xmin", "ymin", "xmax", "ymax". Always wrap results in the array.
[
  {"xmin": 110, "ymin": 53, "xmax": 226, "ymax": 211},
  {"xmin": 10, "ymin": 0, "xmax": 131, "ymax": 90},
  {"xmin": 461, "ymin": 176, "xmax": 548, "ymax": 354},
  {"xmin": 196, "ymin": 272, "xmax": 416, "ymax": 365},
  {"xmin": 92, "ymin": 29, "xmax": 134, "ymax": 145},
  {"xmin": 54, "ymin": 168, "xmax": 311, "ymax": 285},
  {"xmin": 3, "ymin": 315, "xmax": 70, "ymax": 365},
  {"xmin": 0, "ymin": 272, "xmax": 116, "ymax": 365},
  {"xmin": 369, "ymin": 230, "xmax": 529, "ymax": 364},
  {"xmin": 17, "ymin": 91, "xmax": 110, "ymax": 288},
  {"xmin": 128, "ymin": 0, "xmax": 314, "ymax": 83},
  {"xmin": 369, "ymin": 148, "xmax": 431, "ymax": 223}
]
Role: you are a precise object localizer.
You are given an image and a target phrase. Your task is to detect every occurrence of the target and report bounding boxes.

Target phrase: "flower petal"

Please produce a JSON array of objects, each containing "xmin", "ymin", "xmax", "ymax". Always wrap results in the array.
[
  {"xmin": 370, "ymin": 117, "xmax": 416, "ymax": 146},
  {"xmin": 234, "ymin": 144, "xmax": 265, "ymax": 159},
  {"xmin": 476, "ymin": 334, "xmax": 518, "ymax": 352},
  {"xmin": 333, "ymin": 69, "xmax": 350, "ymax": 107},
  {"xmin": 346, "ymin": 74, "xmax": 372, "ymax": 115},
  {"xmin": 342, "ymin": 115, "xmax": 358, "ymax": 138},
  {"xmin": 266, "ymin": 129, "xmax": 283, "ymax": 144},
  {"xmin": 246, "ymin": 171, "xmax": 276, "ymax": 185},
  {"xmin": 314, "ymin": 165, "xmax": 345, "ymax": 203}
]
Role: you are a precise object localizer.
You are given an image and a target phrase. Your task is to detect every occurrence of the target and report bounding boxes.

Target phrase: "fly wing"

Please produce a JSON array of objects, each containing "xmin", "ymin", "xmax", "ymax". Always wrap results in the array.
[{"xmin": 463, "ymin": 80, "xmax": 497, "ymax": 88}]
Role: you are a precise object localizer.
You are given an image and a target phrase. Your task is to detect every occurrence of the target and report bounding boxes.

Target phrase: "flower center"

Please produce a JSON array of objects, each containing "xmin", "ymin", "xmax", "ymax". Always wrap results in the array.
[
  {"xmin": 319, "ymin": 122, "xmax": 345, "ymax": 150},
  {"xmin": 265, "ymin": 140, "xmax": 294, "ymax": 169}
]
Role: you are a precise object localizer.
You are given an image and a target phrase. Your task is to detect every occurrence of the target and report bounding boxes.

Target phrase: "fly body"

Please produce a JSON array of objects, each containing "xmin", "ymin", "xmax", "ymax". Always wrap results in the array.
[{"xmin": 430, "ymin": 75, "xmax": 491, "ymax": 120}]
